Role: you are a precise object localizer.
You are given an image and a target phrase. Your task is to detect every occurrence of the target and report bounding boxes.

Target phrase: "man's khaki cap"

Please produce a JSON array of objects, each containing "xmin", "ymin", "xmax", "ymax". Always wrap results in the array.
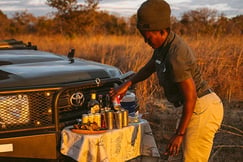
[{"xmin": 137, "ymin": 0, "xmax": 171, "ymax": 30}]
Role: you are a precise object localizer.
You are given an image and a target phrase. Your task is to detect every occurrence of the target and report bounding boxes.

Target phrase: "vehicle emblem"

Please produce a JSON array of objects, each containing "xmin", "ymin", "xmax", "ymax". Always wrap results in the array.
[
  {"xmin": 95, "ymin": 78, "xmax": 101, "ymax": 86},
  {"xmin": 70, "ymin": 92, "xmax": 85, "ymax": 107}
]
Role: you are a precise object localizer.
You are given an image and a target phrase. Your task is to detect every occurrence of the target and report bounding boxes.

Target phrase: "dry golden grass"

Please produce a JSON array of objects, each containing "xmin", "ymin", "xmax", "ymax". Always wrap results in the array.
[
  {"xmin": 8, "ymin": 34, "xmax": 242, "ymax": 109},
  {"xmin": 185, "ymin": 36, "xmax": 243, "ymax": 103}
]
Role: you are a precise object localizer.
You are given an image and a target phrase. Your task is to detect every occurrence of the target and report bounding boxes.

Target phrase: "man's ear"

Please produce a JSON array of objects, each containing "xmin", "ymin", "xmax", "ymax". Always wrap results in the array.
[{"xmin": 160, "ymin": 29, "xmax": 167, "ymax": 35}]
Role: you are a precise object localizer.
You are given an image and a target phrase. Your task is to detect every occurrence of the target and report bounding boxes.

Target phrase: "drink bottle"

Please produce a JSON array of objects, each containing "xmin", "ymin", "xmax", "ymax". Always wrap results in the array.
[
  {"xmin": 88, "ymin": 92, "xmax": 100, "ymax": 113},
  {"xmin": 98, "ymin": 94, "xmax": 104, "ymax": 112},
  {"xmin": 105, "ymin": 94, "xmax": 111, "ymax": 111}
]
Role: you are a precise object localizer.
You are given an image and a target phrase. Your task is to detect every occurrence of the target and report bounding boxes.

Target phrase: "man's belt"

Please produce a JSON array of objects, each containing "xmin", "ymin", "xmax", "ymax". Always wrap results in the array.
[
  {"xmin": 198, "ymin": 88, "xmax": 213, "ymax": 98},
  {"xmin": 173, "ymin": 88, "xmax": 213, "ymax": 107}
]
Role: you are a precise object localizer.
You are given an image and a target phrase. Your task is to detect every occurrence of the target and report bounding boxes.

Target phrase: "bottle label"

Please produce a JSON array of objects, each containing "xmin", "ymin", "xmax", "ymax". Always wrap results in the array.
[{"xmin": 113, "ymin": 95, "xmax": 121, "ymax": 111}]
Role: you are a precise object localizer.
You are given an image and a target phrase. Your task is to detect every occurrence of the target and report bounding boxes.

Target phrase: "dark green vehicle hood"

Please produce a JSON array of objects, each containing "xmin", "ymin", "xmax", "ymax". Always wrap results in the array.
[{"xmin": 0, "ymin": 50, "xmax": 121, "ymax": 89}]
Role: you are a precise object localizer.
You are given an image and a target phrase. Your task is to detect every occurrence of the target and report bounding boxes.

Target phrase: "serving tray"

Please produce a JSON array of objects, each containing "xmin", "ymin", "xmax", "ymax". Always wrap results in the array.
[{"xmin": 70, "ymin": 129, "xmax": 107, "ymax": 134}]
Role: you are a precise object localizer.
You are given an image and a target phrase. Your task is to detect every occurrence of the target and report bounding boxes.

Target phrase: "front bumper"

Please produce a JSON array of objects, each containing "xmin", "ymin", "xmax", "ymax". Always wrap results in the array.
[{"xmin": 0, "ymin": 133, "xmax": 57, "ymax": 159}]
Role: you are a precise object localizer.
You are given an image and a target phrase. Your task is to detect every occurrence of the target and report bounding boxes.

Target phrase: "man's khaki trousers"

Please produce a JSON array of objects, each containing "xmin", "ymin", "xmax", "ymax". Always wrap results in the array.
[{"xmin": 182, "ymin": 92, "xmax": 224, "ymax": 162}]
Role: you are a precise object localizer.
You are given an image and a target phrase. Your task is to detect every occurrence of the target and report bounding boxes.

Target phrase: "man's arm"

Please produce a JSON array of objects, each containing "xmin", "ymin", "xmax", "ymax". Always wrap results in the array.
[
  {"xmin": 176, "ymin": 78, "xmax": 197, "ymax": 135},
  {"xmin": 165, "ymin": 77, "xmax": 197, "ymax": 156},
  {"xmin": 110, "ymin": 57, "xmax": 155, "ymax": 98},
  {"xmin": 130, "ymin": 57, "xmax": 156, "ymax": 84}
]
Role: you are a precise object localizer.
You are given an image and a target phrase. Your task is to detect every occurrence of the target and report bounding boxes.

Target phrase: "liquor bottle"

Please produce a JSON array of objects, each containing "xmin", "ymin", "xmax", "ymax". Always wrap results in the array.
[
  {"xmin": 98, "ymin": 94, "xmax": 104, "ymax": 112},
  {"xmin": 105, "ymin": 94, "xmax": 111, "ymax": 111},
  {"xmin": 100, "ymin": 110, "xmax": 107, "ymax": 129},
  {"xmin": 88, "ymin": 92, "xmax": 100, "ymax": 113},
  {"xmin": 97, "ymin": 94, "xmax": 107, "ymax": 129}
]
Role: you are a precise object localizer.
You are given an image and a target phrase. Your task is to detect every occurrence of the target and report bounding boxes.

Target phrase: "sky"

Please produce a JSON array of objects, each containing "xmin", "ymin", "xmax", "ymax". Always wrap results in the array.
[{"xmin": 0, "ymin": 0, "xmax": 242, "ymax": 18}]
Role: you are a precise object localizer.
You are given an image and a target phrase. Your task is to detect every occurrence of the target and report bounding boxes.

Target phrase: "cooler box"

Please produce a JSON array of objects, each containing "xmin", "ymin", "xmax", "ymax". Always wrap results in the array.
[{"xmin": 120, "ymin": 92, "xmax": 137, "ymax": 113}]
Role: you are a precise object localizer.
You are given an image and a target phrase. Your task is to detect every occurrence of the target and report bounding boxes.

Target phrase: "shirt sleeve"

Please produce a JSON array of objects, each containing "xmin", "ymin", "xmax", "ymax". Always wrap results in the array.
[
  {"xmin": 131, "ymin": 53, "xmax": 156, "ymax": 84},
  {"xmin": 169, "ymin": 44, "xmax": 195, "ymax": 82}
]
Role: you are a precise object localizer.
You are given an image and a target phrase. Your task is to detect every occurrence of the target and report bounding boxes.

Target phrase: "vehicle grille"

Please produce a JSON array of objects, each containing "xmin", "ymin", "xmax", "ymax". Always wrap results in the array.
[
  {"xmin": 57, "ymin": 85, "xmax": 112, "ymax": 121},
  {"xmin": 0, "ymin": 81, "xmax": 116, "ymax": 135}
]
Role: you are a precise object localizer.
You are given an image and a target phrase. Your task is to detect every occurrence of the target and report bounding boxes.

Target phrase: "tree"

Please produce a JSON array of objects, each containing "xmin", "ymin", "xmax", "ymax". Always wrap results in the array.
[
  {"xmin": 230, "ymin": 15, "xmax": 243, "ymax": 34},
  {"xmin": 46, "ymin": 0, "xmax": 100, "ymax": 36},
  {"xmin": 35, "ymin": 16, "xmax": 56, "ymax": 35},
  {"xmin": 46, "ymin": 0, "xmax": 80, "ymax": 15},
  {"xmin": 128, "ymin": 14, "xmax": 139, "ymax": 35},
  {"xmin": 0, "ymin": 10, "xmax": 10, "ymax": 37},
  {"xmin": 46, "ymin": 0, "xmax": 99, "ymax": 14},
  {"xmin": 10, "ymin": 11, "xmax": 37, "ymax": 34},
  {"xmin": 180, "ymin": 8, "xmax": 218, "ymax": 36}
]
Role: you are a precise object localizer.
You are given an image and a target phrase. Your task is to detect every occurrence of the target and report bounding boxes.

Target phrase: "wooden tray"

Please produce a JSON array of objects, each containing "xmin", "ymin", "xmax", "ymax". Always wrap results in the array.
[{"xmin": 70, "ymin": 129, "xmax": 107, "ymax": 134}]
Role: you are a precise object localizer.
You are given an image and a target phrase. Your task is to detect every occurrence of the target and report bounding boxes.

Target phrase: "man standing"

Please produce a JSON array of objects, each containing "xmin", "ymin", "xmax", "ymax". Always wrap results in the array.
[{"xmin": 110, "ymin": 0, "xmax": 224, "ymax": 161}]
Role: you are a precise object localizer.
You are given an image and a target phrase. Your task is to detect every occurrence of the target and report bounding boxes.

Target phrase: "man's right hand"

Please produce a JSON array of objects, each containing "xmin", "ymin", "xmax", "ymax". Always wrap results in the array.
[{"xmin": 109, "ymin": 80, "xmax": 132, "ymax": 100}]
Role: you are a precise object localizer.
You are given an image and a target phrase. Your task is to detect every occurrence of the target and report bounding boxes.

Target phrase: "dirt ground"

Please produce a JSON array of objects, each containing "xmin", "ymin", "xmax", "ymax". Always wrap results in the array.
[{"xmin": 142, "ymin": 99, "xmax": 243, "ymax": 162}]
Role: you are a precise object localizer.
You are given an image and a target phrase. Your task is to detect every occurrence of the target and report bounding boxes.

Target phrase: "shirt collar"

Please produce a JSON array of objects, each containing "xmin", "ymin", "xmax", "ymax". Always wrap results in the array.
[{"xmin": 160, "ymin": 31, "xmax": 175, "ymax": 50}]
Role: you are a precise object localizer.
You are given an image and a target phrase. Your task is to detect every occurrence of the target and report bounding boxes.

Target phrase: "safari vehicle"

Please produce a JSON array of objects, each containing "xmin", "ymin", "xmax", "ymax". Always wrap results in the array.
[{"xmin": 0, "ymin": 39, "xmax": 135, "ymax": 161}]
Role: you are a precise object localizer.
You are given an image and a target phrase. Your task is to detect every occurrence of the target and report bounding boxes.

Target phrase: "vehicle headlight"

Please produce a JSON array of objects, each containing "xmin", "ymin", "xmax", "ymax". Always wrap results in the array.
[{"xmin": 0, "ymin": 94, "xmax": 30, "ymax": 125}]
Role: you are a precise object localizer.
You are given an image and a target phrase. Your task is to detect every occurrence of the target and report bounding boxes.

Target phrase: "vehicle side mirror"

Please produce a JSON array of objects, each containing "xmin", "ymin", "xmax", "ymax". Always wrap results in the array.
[
  {"xmin": 68, "ymin": 48, "xmax": 75, "ymax": 63},
  {"xmin": 120, "ymin": 71, "xmax": 135, "ymax": 81}
]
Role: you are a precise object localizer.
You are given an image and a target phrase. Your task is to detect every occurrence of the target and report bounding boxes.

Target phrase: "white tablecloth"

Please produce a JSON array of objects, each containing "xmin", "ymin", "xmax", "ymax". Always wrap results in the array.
[{"xmin": 60, "ymin": 119, "xmax": 160, "ymax": 162}]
